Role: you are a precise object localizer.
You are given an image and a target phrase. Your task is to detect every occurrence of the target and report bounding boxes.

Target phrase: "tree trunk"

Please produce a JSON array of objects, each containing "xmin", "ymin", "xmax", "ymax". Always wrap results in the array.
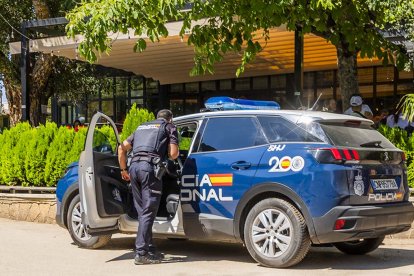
[
  {"xmin": 336, "ymin": 45, "xmax": 359, "ymax": 112},
  {"xmin": 2, "ymin": 75, "xmax": 22, "ymax": 126},
  {"xmin": 29, "ymin": 54, "xmax": 55, "ymax": 126}
]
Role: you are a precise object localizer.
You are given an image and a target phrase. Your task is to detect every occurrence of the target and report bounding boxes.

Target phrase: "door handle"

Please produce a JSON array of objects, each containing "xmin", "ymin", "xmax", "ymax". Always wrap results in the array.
[{"xmin": 231, "ymin": 161, "xmax": 251, "ymax": 170}]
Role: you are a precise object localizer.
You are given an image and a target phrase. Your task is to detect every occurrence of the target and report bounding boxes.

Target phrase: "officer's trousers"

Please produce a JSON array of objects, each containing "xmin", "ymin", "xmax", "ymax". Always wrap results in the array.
[{"xmin": 129, "ymin": 161, "xmax": 162, "ymax": 256}]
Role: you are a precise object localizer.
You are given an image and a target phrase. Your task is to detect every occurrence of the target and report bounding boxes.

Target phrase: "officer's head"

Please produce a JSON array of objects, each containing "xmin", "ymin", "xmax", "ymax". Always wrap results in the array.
[{"xmin": 157, "ymin": 109, "xmax": 173, "ymax": 122}]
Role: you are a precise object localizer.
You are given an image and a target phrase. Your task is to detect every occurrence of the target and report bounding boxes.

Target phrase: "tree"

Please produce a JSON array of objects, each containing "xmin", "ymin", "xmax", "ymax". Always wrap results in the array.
[
  {"xmin": 0, "ymin": 0, "xmax": 101, "ymax": 126},
  {"xmin": 66, "ymin": 0, "xmax": 414, "ymax": 110}
]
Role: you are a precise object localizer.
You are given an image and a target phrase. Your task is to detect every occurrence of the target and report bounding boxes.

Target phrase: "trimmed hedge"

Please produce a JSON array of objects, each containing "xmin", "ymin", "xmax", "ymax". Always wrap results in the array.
[
  {"xmin": 378, "ymin": 125, "xmax": 414, "ymax": 188},
  {"xmin": 0, "ymin": 107, "xmax": 154, "ymax": 187}
]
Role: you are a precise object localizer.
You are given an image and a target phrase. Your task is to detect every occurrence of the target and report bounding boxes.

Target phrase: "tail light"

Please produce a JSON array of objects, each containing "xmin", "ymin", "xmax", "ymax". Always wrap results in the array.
[{"xmin": 311, "ymin": 148, "xmax": 360, "ymax": 164}]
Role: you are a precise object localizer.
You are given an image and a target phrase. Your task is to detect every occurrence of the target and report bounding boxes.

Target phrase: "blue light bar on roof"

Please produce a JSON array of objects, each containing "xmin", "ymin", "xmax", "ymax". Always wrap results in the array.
[{"xmin": 204, "ymin": 97, "xmax": 280, "ymax": 111}]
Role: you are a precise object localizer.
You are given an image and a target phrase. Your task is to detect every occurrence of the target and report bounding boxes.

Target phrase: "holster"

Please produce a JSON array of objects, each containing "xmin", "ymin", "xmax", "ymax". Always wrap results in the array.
[{"xmin": 154, "ymin": 161, "xmax": 167, "ymax": 180}]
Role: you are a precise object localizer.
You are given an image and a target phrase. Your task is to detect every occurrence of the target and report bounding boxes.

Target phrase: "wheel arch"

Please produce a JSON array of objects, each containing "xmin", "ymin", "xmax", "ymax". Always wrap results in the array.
[
  {"xmin": 234, "ymin": 182, "xmax": 318, "ymax": 243},
  {"xmin": 61, "ymin": 182, "xmax": 79, "ymax": 228}
]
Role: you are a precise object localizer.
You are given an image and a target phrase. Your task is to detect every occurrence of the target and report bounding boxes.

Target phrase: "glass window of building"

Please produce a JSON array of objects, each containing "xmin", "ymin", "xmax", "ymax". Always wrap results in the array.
[
  {"xmin": 115, "ymin": 77, "xmax": 128, "ymax": 97},
  {"xmin": 201, "ymin": 81, "xmax": 216, "ymax": 92},
  {"xmin": 235, "ymin": 77, "xmax": 250, "ymax": 91},
  {"xmin": 101, "ymin": 100, "xmax": 114, "ymax": 118},
  {"xmin": 131, "ymin": 98, "xmax": 144, "ymax": 108},
  {"xmin": 101, "ymin": 78, "xmax": 113, "ymax": 99},
  {"xmin": 252, "ymin": 76, "xmax": 268, "ymax": 90},
  {"xmin": 185, "ymin": 82, "xmax": 199, "ymax": 94},
  {"xmin": 270, "ymin": 75, "xmax": 286, "ymax": 90},
  {"xmin": 170, "ymin": 99, "xmax": 185, "ymax": 116},
  {"xmin": 171, "ymin": 83, "xmax": 184, "ymax": 93},
  {"xmin": 185, "ymin": 98, "xmax": 200, "ymax": 114},
  {"xmin": 146, "ymin": 79, "xmax": 159, "ymax": 96},
  {"xmin": 219, "ymin": 79, "xmax": 232, "ymax": 90},
  {"xmin": 88, "ymin": 101, "xmax": 100, "ymax": 122},
  {"xmin": 131, "ymin": 76, "xmax": 144, "ymax": 97},
  {"xmin": 60, "ymin": 106, "xmax": 67, "ymax": 125}
]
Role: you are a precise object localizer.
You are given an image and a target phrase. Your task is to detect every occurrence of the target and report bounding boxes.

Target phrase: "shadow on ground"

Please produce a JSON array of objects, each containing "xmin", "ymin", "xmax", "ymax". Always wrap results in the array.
[{"xmin": 104, "ymin": 237, "xmax": 414, "ymax": 270}]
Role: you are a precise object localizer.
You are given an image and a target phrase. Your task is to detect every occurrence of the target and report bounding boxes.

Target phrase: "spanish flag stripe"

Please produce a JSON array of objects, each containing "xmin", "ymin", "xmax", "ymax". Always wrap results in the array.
[
  {"xmin": 211, "ymin": 182, "xmax": 233, "ymax": 186},
  {"xmin": 208, "ymin": 174, "xmax": 233, "ymax": 178},
  {"xmin": 208, "ymin": 173, "xmax": 233, "ymax": 186},
  {"xmin": 209, "ymin": 176, "xmax": 233, "ymax": 183}
]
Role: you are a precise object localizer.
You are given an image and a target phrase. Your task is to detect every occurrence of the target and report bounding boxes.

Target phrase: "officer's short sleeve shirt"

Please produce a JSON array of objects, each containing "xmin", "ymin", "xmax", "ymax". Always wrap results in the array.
[
  {"xmin": 166, "ymin": 123, "xmax": 179, "ymax": 145},
  {"xmin": 125, "ymin": 123, "xmax": 178, "ymax": 146}
]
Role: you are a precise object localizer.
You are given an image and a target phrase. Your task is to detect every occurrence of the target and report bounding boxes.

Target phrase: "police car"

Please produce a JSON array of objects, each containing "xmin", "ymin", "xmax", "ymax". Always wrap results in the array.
[{"xmin": 56, "ymin": 97, "xmax": 414, "ymax": 268}]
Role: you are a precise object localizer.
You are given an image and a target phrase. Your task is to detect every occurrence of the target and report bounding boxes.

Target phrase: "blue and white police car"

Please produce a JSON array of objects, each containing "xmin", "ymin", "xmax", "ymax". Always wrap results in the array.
[{"xmin": 56, "ymin": 97, "xmax": 414, "ymax": 268}]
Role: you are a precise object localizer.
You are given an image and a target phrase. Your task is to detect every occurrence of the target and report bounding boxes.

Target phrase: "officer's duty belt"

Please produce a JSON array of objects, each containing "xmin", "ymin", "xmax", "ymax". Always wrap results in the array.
[{"xmin": 131, "ymin": 155, "xmax": 160, "ymax": 164}]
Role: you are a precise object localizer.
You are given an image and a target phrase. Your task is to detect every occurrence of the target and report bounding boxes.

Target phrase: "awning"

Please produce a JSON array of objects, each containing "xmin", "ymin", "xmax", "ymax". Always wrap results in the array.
[{"xmin": 10, "ymin": 21, "xmax": 380, "ymax": 84}]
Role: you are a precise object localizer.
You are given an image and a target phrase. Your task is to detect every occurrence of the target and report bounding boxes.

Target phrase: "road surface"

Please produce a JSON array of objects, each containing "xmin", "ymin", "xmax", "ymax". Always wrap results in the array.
[{"xmin": 1, "ymin": 218, "xmax": 413, "ymax": 276}]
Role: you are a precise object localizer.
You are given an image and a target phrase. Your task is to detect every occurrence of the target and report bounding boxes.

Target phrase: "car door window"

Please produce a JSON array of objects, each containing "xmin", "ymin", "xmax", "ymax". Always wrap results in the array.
[
  {"xmin": 198, "ymin": 117, "xmax": 267, "ymax": 152},
  {"xmin": 258, "ymin": 116, "xmax": 322, "ymax": 143},
  {"xmin": 177, "ymin": 123, "xmax": 198, "ymax": 151}
]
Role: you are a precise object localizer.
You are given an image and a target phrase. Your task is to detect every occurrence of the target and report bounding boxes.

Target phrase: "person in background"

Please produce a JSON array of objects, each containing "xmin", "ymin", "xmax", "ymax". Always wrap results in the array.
[
  {"xmin": 322, "ymin": 98, "xmax": 337, "ymax": 113},
  {"xmin": 344, "ymin": 95, "xmax": 373, "ymax": 119},
  {"xmin": 72, "ymin": 116, "xmax": 85, "ymax": 132},
  {"xmin": 386, "ymin": 109, "xmax": 412, "ymax": 129},
  {"xmin": 373, "ymin": 109, "xmax": 389, "ymax": 128}
]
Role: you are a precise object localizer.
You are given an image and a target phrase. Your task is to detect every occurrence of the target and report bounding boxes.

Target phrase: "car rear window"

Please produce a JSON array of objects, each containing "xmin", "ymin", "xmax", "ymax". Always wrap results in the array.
[{"xmin": 319, "ymin": 123, "xmax": 396, "ymax": 149}]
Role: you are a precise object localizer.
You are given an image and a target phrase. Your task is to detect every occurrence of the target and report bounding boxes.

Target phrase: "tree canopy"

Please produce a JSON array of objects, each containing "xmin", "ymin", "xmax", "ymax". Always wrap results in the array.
[
  {"xmin": 66, "ymin": 0, "xmax": 414, "ymax": 110},
  {"xmin": 0, "ymin": 0, "xmax": 104, "ymax": 126},
  {"xmin": 68, "ymin": 1, "xmax": 413, "ymax": 71}
]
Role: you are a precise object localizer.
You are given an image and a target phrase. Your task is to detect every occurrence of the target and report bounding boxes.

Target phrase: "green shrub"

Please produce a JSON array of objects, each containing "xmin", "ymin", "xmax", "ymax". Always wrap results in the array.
[
  {"xmin": 0, "ymin": 122, "xmax": 32, "ymax": 185},
  {"xmin": 67, "ymin": 127, "xmax": 88, "ymax": 164},
  {"xmin": 12, "ymin": 128, "xmax": 36, "ymax": 186},
  {"xmin": 25, "ymin": 122, "xmax": 58, "ymax": 186},
  {"xmin": 44, "ymin": 126, "xmax": 75, "ymax": 187},
  {"xmin": 120, "ymin": 103, "xmax": 155, "ymax": 141}
]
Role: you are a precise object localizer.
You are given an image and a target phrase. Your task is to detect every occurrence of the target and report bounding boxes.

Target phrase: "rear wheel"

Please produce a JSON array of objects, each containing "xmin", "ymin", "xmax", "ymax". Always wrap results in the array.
[
  {"xmin": 333, "ymin": 236, "xmax": 385, "ymax": 255},
  {"xmin": 67, "ymin": 194, "xmax": 111, "ymax": 249},
  {"xmin": 244, "ymin": 198, "xmax": 311, "ymax": 268}
]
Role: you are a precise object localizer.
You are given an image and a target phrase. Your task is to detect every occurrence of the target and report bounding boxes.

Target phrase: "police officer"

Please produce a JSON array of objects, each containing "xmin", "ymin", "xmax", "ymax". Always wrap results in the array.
[{"xmin": 118, "ymin": 109, "xmax": 179, "ymax": 265}]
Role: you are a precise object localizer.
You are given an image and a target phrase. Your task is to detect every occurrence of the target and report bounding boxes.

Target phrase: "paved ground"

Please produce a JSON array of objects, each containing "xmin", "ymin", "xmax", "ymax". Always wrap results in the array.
[{"xmin": 1, "ymin": 218, "xmax": 414, "ymax": 276}]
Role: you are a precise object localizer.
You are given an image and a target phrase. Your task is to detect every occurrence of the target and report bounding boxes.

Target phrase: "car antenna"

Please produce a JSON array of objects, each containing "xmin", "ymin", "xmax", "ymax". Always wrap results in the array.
[{"xmin": 310, "ymin": 93, "xmax": 323, "ymax": 111}]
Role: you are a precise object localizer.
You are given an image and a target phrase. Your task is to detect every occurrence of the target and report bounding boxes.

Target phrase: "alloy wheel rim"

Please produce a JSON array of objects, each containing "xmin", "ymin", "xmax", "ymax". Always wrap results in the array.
[
  {"xmin": 251, "ymin": 209, "xmax": 292, "ymax": 258},
  {"xmin": 71, "ymin": 202, "xmax": 91, "ymax": 241}
]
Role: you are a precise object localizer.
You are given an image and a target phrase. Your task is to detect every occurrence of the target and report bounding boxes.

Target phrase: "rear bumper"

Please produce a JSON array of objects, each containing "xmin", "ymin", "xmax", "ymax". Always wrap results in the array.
[{"xmin": 313, "ymin": 201, "xmax": 414, "ymax": 244}]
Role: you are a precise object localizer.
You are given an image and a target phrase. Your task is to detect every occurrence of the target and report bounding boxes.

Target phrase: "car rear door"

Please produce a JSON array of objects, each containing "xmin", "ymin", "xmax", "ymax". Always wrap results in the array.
[
  {"xmin": 79, "ymin": 112, "xmax": 129, "ymax": 233},
  {"xmin": 180, "ymin": 116, "xmax": 268, "ymax": 239}
]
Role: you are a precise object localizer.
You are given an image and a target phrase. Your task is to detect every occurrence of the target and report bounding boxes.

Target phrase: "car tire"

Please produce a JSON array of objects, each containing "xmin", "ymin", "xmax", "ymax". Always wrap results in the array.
[
  {"xmin": 333, "ymin": 236, "xmax": 385, "ymax": 255},
  {"xmin": 67, "ymin": 194, "xmax": 111, "ymax": 249},
  {"xmin": 244, "ymin": 198, "xmax": 311, "ymax": 268}
]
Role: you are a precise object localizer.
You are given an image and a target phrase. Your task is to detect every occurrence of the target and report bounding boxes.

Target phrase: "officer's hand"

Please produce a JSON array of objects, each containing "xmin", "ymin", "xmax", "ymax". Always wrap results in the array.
[{"xmin": 121, "ymin": 170, "xmax": 130, "ymax": 181}]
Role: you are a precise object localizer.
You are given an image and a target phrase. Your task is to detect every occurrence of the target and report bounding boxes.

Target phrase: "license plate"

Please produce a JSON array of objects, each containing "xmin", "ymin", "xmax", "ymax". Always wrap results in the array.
[{"xmin": 371, "ymin": 179, "xmax": 398, "ymax": 191}]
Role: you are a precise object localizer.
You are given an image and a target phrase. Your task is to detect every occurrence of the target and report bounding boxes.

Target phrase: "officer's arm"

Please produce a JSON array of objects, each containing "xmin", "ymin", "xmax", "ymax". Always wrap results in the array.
[
  {"xmin": 118, "ymin": 141, "xmax": 132, "ymax": 170},
  {"xmin": 168, "ymin": 144, "xmax": 179, "ymax": 160}
]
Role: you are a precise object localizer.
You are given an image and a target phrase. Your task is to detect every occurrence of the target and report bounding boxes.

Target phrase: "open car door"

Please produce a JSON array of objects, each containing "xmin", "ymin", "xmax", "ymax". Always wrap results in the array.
[{"xmin": 79, "ymin": 112, "xmax": 130, "ymax": 234}]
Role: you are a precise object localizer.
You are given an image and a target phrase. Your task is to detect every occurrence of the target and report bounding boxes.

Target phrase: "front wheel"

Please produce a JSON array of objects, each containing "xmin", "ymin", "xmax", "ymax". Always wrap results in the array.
[
  {"xmin": 333, "ymin": 236, "xmax": 385, "ymax": 255},
  {"xmin": 67, "ymin": 194, "xmax": 111, "ymax": 249},
  {"xmin": 244, "ymin": 198, "xmax": 311, "ymax": 268}
]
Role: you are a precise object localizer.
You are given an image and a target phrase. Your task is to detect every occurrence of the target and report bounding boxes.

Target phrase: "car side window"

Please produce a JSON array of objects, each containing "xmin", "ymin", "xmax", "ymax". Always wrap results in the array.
[
  {"xmin": 198, "ymin": 117, "xmax": 267, "ymax": 152},
  {"xmin": 177, "ymin": 123, "xmax": 198, "ymax": 151},
  {"xmin": 258, "ymin": 116, "xmax": 322, "ymax": 143}
]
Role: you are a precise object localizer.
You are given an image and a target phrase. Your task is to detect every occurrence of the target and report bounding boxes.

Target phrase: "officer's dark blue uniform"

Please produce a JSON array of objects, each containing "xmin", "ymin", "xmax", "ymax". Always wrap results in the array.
[{"xmin": 126, "ymin": 116, "xmax": 178, "ymax": 262}]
